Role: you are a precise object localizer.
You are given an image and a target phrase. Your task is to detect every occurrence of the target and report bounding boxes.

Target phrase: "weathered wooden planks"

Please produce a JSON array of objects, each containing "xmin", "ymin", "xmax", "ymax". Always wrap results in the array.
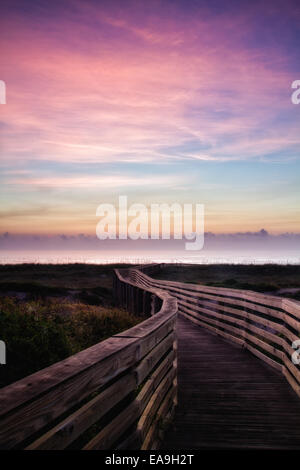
[
  {"xmin": 27, "ymin": 372, "xmax": 137, "ymax": 450},
  {"xmin": 1, "ymin": 263, "xmax": 299, "ymax": 451},
  {"xmin": 137, "ymin": 268, "xmax": 300, "ymax": 398},
  {"xmin": 0, "ymin": 264, "xmax": 177, "ymax": 450},
  {"xmin": 162, "ymin": 316, "xmax": 300, "ymax": 450}
]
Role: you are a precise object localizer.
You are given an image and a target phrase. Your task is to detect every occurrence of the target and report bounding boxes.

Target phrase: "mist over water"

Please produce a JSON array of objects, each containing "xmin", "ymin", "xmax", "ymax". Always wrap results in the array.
[
  {"xmin": 1, "ymin": 230, "xmax": 299, "ymax": 265},
  {"xmin": 0, "ymin": 249, "xmax": 299, "ymax": 265}
]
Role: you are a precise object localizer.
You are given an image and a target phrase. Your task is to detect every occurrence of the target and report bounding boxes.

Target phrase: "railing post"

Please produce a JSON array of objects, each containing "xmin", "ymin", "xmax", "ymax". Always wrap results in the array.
[
  {"xmin": 150, "ymin": 294, "xmax": 156, "ymax": 316},
  {"xmin": 142, "ymin": 290, "xmax": 151, "ymax": 317},
  {"xmin": 135, "ymin": 287, "xmax": 144, "ymax": 317}
]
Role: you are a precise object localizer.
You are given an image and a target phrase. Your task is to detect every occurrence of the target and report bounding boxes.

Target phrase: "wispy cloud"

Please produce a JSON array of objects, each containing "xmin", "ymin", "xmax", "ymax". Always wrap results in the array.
[
  {"xmin": 1, "ymin": 0, "xmax": 299, "ymax": 235},
  {"xmin": 1, "ymin": 0, "xmax": 298, "ymax": 166},
  {"xmin": 7, "ymin": 174, "xmax": 184, "ymax": 189}
]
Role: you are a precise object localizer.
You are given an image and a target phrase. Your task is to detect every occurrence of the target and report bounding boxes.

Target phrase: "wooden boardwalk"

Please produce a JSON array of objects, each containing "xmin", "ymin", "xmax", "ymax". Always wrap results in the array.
[
  {"xmin": 1, "ymin": 266, "xmax": 299, "ymax": 450},
  {"xmin": 163, "ymin": 316, "xmax": 300, "ymax": 450}
]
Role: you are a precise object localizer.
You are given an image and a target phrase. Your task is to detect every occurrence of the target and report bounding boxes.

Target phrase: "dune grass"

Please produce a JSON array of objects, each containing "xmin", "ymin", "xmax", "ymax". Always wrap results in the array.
[
  {"xmin": 0, "ymin": 296, "xmax": 139, "ymax": 388},
  {"xmin": 151, "ymin": 263, "xmax": 300, "ymax": 297},
  {"xmin": 0, "ymin": 264, "xmax": 139, "ymax": 388}
]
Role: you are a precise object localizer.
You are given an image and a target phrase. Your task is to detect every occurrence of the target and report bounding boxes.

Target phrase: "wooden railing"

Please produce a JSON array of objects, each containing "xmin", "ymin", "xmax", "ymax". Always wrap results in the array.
[
  {"xmin": 1, "ymin": 263, "xmax": 299, "ymax": 450},
  {"xmin": 134, "ymin": 269, "xmax": 300, "ymax": 398},
  {"xmin": 0, "ymin": 264, "xmax": 177, "ymax": 450}
]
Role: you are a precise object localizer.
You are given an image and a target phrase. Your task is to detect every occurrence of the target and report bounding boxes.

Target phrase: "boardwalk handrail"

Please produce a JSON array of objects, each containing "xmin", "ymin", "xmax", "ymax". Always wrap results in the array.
[
  {"xmin": 1, "ymin": 263, "xmax": 299, "ymax": 450},
  {"xmin": 0, "ymin": 264, "xmax": 177, "ymax": 450},
  {"xmin": 132, "ymin": 270, "xmax": 300, "ymax": 398}
]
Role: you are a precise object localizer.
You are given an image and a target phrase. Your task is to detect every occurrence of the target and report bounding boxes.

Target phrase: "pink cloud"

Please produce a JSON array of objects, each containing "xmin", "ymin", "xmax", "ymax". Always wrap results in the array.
[
  {"xmin": 8, "ymin": 174, "xmax": 184, "ymax": 189},
  {"xmin": 0, "ymin": 1, "xmax": 297, "ymax": 168}
]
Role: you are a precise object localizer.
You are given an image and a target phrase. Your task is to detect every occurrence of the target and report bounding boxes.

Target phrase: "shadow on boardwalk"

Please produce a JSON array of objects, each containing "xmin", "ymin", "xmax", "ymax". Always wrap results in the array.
[{"xmin": 163, "ymin": 316, "xmax": 300, "ymax": 450}]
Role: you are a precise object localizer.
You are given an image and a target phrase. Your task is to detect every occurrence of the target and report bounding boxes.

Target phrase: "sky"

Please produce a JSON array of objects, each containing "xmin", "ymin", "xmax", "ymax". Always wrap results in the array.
[{"xmin": 0, "ymin": 0, "xmax": 300, "ymax": 242}]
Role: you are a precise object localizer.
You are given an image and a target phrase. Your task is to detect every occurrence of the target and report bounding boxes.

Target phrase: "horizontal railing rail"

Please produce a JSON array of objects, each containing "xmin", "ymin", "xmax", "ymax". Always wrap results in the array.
[
  {"xmin": 1, "ymin": 262, "xmax": 299, "ymax": 450},
  {"xmin": 0, "ymin": 264, "xmax": 177, "ymax": 450},
  {"xmin": 133, "ymin": 269, "xmax": 300, "ymax": 398}
]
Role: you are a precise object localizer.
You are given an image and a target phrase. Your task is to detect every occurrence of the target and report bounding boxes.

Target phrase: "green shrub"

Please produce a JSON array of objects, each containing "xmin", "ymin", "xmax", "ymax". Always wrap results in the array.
[
  {"xmin": 0, "ymin": 297, "xmax": 139, "ymax": 388},
  {"xmin": 0, "ymin": 297, "xmax": 71, "ymax": 387}
]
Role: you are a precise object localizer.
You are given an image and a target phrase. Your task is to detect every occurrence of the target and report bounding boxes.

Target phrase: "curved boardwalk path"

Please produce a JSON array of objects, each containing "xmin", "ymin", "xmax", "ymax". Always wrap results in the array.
[
  {"xmin": 1, "ymin": 265, "xmax": 299, "ymax": 450},
  {"xmin": 163, "ymin": 316, "xmax": 300, "ymax": 450}
]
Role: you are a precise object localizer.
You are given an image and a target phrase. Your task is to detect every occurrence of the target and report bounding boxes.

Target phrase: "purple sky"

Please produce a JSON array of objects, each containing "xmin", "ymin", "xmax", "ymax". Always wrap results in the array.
[{"xmin": 0, "ymin": 0, "xmax": 300, "ymax": 244}]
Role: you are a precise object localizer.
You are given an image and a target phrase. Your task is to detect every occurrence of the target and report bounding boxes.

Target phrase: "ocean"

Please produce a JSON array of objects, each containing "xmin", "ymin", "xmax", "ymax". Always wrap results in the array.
[{"xmin": 0, "ymin": 249, "xmax": 299, "ymax": 265}]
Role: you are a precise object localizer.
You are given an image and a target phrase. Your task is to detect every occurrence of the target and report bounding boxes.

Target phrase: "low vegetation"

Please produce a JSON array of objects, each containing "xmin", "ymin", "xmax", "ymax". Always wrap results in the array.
[
  {"xmin": 0, "ymin": 264, "xmax": 139, "ymax": 388},
  {"xmin": 0, "ymin": 296, "xmax": 139, "ymax": 388},
  {"xmin": 152, "ymin": 264, "xmax": 300, "ymax": 299}
]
